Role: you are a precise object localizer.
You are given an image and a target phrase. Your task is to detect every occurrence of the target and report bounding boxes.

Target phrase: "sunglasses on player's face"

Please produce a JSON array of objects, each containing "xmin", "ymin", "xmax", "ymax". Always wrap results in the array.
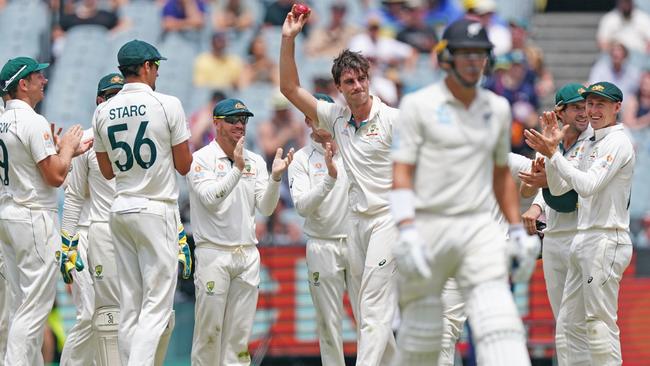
[{"xmin": 216, "ymin": 115, "xmax": 250, "ymax": 125}]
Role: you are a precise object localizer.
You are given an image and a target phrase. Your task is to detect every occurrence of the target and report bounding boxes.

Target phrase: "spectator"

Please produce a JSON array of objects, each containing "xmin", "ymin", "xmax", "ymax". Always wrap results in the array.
[
  {"xmin": 589, "ymin": 41, "xmax": 641, "ymax": 99},
  {"xmin": 486, "ymin": 50, "xmax": 539, "ymax": 109},
  {"xmin": 212, "ymin": 0, "xmax": 254, "ymax": 34},
  {"xmin": 162, "ymin": 0, "xmax": 206, "ymax": 33},
  {"xmin": 257, "ymin": 90, "xmax": 306, "ymax": 174},
  {"xmin": 348, "ymin": 14, "xmax": 417, "ymax": 71},
  {"xmin": 264, "ymin": 0, "xmax": 311, "ymax": 34},
  {"xmin": 423, "ymin": 0, "xmax": 464, "ymax": 31},
  {"xmin": 597, "ymin": 0, "xmax": 650, "ymax": 54},
  {"xmin": 239, "ymin": 33, "xmax": 280, "ymax": 88},
  {"xmin": 623, "ymin": 69, "xmax": 650, "ymax": 129},
  {"xmin": 485, "ymin": 51, "xmax": 539, "ymax": 156},
  {"xmin": 376, "ymin": 0, "xmax": 408, "ymax": 36},
  {"xmin": 188, "ymin": 90, "xmax": 227, "ymax": 152},
  {"xmin": 396, "ymin": 2, "xmax": 439, "ymax": 54},
  {"xmin": 509, "ymin": 17, "xmax": 554, "ymax": 97},
  {"xmin": 465, "ymin": 0, "xmax": 512, "ymax": 56},
  {"xmin": 193, "ymin": 32, "xmax": 244, "ymax": 89},
  {"xmin": 51, "ymin": 0, "xmax": 122, "ymax": 58},
  {"xmin": 304, "ymin": 2, "xmax": 360, "ymax": 59}
]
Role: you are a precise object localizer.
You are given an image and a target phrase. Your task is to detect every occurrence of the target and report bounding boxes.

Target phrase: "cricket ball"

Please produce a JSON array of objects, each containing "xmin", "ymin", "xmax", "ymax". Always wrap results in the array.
[{"xmin": 292, "ymin": 3, "xmax": 310, "ymax": 17}]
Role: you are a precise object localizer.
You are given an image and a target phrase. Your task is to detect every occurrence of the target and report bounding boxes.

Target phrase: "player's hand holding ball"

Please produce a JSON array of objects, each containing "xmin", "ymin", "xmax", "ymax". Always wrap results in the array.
[
  {"xmin": 394, "ymin": 225, "xmax": 432, "ymax": 280},
  {"xmin": 507, "ymin": 223, "xmax": 541, "ymax": 283},
  {"xmin": 283, "ymin": 3, "xmax": 310, "ymax": 38},
  {"xmin": 60, "ymin": 230, "xmax": 85, "ymax": 284}
]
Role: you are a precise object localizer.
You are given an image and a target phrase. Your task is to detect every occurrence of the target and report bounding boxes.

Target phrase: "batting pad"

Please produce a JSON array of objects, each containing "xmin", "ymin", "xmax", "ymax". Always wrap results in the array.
[
  {"xmin": 397, "ymin": 295, "xmax": 443, "ymax": 353},
  {"xmin": 465, "ymin": 281, "xmax": 530, "ymax": 366}
]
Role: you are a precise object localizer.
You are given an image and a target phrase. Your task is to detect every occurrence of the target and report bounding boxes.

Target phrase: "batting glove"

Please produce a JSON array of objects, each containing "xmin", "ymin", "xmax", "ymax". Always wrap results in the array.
[
  {"xmin": 393, "ymin": 225, "xmax": 432, "ymax": 280},
  {"xmin": 60, "ymin": 230, "xmax": 84, "ymax": 284},
  {"xmin": 507, "ymin": 224, "xmax": 541, "ymax": 283},
  {"xmin": 178, "ymin": 225, "xmax": 192, "ymax": 280}
]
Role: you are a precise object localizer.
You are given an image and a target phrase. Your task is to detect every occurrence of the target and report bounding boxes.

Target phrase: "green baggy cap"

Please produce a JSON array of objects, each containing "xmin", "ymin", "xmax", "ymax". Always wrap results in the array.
[{"xmin": 0, "ymin": 57, "xmax": 49, "ymax": 93}]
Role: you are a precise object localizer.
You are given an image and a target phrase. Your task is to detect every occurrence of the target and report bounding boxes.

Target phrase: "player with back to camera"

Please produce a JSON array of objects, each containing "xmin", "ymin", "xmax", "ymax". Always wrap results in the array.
[{"xmin": 92, "ymin": 40, "xmax": 192, "ymax": 366}]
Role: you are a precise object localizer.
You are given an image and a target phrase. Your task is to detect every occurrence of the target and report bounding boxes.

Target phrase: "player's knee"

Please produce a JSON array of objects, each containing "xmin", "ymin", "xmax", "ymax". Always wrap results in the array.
[
  {"xmin": 397, "ymin": 296, "xmax": 443, "ymax": 353},
  {"xmin": 466, "ymin": 281, "xmax": 525, "ymax": 343},
  {"xmin": 585, "ymin": 318, "xmax": 611, "ymax": 354}
]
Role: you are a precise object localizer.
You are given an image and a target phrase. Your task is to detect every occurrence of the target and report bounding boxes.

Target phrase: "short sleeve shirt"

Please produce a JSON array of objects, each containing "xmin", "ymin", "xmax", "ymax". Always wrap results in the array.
[
  {"xmin": 92, "ymin": 83, "xmax": 190, "ymax": 202},
  {"xmin": 392, "ymin": 82, "xmax": 511, "ymax": 215},
  {"xmin": 0, "ymin": 99, "xmax": 58, "ymax": 209},
  {"xmin": 316, "ymin": 96, "xmax": 396, "ymax": 215}
]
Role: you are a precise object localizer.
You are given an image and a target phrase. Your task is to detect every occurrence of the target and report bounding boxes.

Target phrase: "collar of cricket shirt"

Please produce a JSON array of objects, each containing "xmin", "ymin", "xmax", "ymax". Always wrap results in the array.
[
  {"xmin": 347, "ymin": 94, "xmax": 381, "ymax": 131},
  {"xmin": 592, "ymin": 123, "xmax": 623, "ymax": 142},
  {"xmin": 5, "ymin": 98, "xmax": 34, "ymax": 112},
  {"xmin": 120, "ymin": 82, "xmax": 153, "ymax": 93}
]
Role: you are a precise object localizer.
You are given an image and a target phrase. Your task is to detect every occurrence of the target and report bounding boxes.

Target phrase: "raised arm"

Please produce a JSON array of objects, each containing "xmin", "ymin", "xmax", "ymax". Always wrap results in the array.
[{"xmin": 279, "ymin": 7, "xmax": 318, "ymax": 124}]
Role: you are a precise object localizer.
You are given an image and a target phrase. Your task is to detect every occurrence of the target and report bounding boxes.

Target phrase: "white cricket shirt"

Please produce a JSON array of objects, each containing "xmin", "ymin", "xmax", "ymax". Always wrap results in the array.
[
  {"xmin": 0, "ymin": 99, "xmax": 58, "ymax": 210},
  {"xmin": 538, "ymin": 126, "xmax": 593, "ymax": 235},
  {"xmin": 392, "ymin": 82, "xmax": 511, "ymax": 215},
  {"xmin": 549, "ymin": 124, "xmax": 635, "ymax": 237},
  {"xmin": 288, "ymin": 139, "xmax": 349, "ymax": 239},
  {"xmin": 315, "ymin": 95, "xmax": 396, "ymax": 216},
  {"xmin": 61, "ymin": 129, "xmax": 116, "ymax": 234},
  {"xmin": 187, "ymin": 140, "xmax": 281, "ymax": 246},
  {"xmin": 92, "ymin": 83, "xmax": 190, "ymax": 203}
]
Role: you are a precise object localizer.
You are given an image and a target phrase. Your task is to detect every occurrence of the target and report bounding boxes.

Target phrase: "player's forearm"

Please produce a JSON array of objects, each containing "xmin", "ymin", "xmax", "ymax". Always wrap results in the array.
[
  {"xmin": 195, "ymin": 168, "xmax": 242, "ymax": 207},
  {"xmin": 546, "ymin": 157, "xmax": 573, "ymax": 196},
  {"xmin": 292, "ymin": 175, "xmax": 336, "ymax": 217},
  {"xmin": 258, "ymin": 178, "xmax": 282, "ymax": 216},
  {"xmin": 61, "ymin": 193, "xmax": 85, "ymax": 235},
  {"xmin": 532, "ymin": 190, "xmax": 547, "ymax": 212},
  {"xmin": 279, "ymin": 35, "xmax": 301, "ymax": 98},
  {"xmin": 493, "ymin": 166, "xmax": 521, "ymax": 224},
  {"xmin": 549, "ymin": 151, "xmax": 611, "ymax": 197},
  {"xmin": 520, "ymin": 182, "xmax": 538, "ymax": 199}
]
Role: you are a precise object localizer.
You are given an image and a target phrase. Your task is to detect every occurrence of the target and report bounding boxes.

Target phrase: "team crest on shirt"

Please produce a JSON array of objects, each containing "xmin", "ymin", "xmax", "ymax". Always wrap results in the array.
[
  {"xmin": 312, "ymin": 272, "xmax": 320, "ymax": 286},
  {"xmin": 206, "ymin": 281, "xmax": 216, "ymax": 295},
  {"xmin": 365, "ymin": 123, "xmax": 380, "ymax": 137},
  {"xmin": 242, "ymin": 161, "xmax": 256, "ymax": 178},
  {"xmin": 94, "ymin": 265, "xmax": 103, "ymax": 279}
]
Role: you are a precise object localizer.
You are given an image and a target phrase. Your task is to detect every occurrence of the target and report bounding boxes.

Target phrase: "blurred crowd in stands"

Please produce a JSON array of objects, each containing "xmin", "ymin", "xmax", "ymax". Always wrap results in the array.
[{"xmin": 1, "ymin": 0, "xmax": 650, "ymax": 248}]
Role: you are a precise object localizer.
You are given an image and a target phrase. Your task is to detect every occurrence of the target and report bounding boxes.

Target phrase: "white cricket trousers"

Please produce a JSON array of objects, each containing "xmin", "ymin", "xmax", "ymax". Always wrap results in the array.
[
  {"xmin": 192, "ymin": 243, "xmax": 260, "ymax": 366},
  {"xmin": 60, "ymin": 227, "xmax": 97, "ymax": 366},
  {"xmin": 347, "ymin": 211, "xmax": 398, "ymax": 366},
  {"xmin": 0, "ymin": 204, "xmax": 58, "ymax": 366},
  {"xmin": 0, "ymin": 253, "xmax": 9, "ymax": 366},
  {"xmin": 542, "ymin": 231, "xmax": 588, "ymax": 365},
  {"xmin": 305, "ymin": 237, "xmax": 352, "ymax": 366},
  {"xmin": 394, "ymin": 212, "xmax": 530, "ymax": 366},
  {"xmin": 110, "ymin": 200, "xmax": 178, "ymax": 366},
  {"xmin": 558, "ymin": 229, "xmax": 632, "ymax": 366},
  {"xmin": 88, "ymin": 222, "xmax": 120, "ymax": 310}
]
